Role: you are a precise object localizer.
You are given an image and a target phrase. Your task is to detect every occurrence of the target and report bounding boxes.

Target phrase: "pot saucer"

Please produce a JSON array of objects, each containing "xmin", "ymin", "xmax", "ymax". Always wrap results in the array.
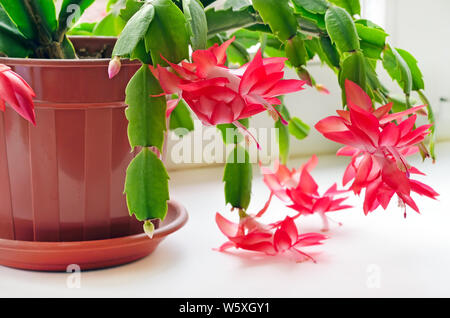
[{"xmin": 0, "ymin": 201, "xmax": 188, "ymax": 272}]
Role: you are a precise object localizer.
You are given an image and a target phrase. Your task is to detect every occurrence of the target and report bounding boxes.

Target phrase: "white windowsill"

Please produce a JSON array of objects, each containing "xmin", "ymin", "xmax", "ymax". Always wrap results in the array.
[{"xmin": 1, "ymin": 141, "xmax": 449, "ymax": 297}]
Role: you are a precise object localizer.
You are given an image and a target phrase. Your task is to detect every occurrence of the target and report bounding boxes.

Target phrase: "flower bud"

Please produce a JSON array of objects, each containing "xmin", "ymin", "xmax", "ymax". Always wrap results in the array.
[
  {"xmin": 108, "ymin": 56, "xmax": 121, "ymax": 79},
  {"xmin": 143, "ymin": 220, "xmax": 155, "ymax": 239},
  {"xmin": 315, "ymin": 84, "xmax": 330, "ymax": 95}
]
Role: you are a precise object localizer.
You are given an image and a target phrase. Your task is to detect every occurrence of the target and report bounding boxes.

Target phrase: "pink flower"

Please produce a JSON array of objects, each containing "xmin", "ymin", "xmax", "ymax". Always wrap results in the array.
[
  {"xmin": 0, "ymin": 64, "xmax": 35, "ymax": 125},
  {"xmin": 260, "ymin": 155, "xmax": 351, "ymax": 231},
  {"xmin": 149, "ymin": 37, "xmax": 306, "ymax": 127},
  {"xmin": 260, "ymin": 156, "xmax": 317, "ymax": 203},
  {"xmin": 315, "ymin": 80, "xmax": 438, "ymax": 215},
  {"xmin": 108, "ymin": 56, "xmax": 121, "ymax": 79},
  {"xmin": 215, "ymin": 213, "xmax": 327, "ymax": 262}
]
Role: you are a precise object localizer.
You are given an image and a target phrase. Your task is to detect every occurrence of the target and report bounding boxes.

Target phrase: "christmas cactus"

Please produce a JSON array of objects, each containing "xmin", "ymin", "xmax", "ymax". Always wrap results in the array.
[
  {"xmin": 0, "ymin": 0, "xmax": 438, "ymax": 259},
  {"xmin": 107, "ymin": 0, "xmax": 437, "ymax": 240}
]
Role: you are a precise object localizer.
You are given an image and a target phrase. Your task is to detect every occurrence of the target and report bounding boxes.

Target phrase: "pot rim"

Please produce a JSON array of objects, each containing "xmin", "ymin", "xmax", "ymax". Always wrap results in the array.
[
  {"xmin": 0, "ymin": 36, "xmax": 139, "ymax": 67},
  {"xmin": 0, "ymin": 200, "xmax": 188, "ymax": 246}
]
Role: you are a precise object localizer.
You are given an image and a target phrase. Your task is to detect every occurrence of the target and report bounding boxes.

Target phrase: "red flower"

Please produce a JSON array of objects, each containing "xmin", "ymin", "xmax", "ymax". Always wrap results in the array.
[
  {"xmin": 315, "ymin": 80, "xmax": 438, "ymax": 215},
  {"xmin": 260, "ymin": 155, "xmax": 351, "ymax": 231},
  {"xmin": 215, "ymin": 213, "xmax": 327, "ymax": 262},
  {"xmin": 149, "ymin": 37, "xmax": 305, "ymax": 127},
  {"xmin": 0, "ymin": 64, "xmax": 36, "ymax": 125}
]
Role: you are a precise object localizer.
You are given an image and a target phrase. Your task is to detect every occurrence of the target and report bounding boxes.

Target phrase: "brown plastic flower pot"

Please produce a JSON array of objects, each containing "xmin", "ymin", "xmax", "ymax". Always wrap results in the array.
[{"xmin": 0, "ymin": 37, "xmax": 187, "ymax": 271}]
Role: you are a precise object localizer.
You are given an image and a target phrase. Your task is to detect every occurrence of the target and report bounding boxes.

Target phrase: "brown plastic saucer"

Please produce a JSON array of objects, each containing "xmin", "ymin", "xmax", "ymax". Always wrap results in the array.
[{"xmin": 0, "ymin": 201, "xmax": 188, "ymax": 272}]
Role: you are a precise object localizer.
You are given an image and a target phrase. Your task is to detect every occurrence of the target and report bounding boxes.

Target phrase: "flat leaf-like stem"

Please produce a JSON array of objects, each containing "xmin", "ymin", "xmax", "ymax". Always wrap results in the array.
[{"xmin": 124, "ymin": 148, "xmax": 170, "ymax": 221}]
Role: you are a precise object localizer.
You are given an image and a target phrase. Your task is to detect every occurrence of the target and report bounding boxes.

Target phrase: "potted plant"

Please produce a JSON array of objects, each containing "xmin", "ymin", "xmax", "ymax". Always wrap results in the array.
[
  {"xmin": 0, "ymin": 0, "xmax": 438, "ymax": 270},
  {"xmin": 0, "ymin": 0, "xmax": 189, "ymax": 271}
]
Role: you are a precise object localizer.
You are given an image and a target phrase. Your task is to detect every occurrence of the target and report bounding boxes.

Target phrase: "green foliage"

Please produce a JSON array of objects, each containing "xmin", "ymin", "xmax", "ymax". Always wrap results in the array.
[
  {"xmin": 92, "ymin": 12, "xmax": 125, "ymax": 36},
  {"xmin": 396, "ymin": 48, "xmax": 425, "ymax": 91},
  {"xmin": 0, "ymin": 0, "xmax": 37, "ymax": 39},
  {"xmin": 325, "ymin": 5, "xmax": 360, "ymax": 53},
  {"xmin": 0, "ymin": 6, "xmax": 32, "ymax": 57},
  {"xmin": 227, "ymin": 39, "xmax": 251, "ymax": 65},
  {"xmin": 292, "ymin": 0, "xmax": 329, "ymax": 14},
  {"xmin": 328, "ymin": 0, "xmax": 360, "ymax": 16},
  {"xmin": 318, "ymin": 36, "xmax": 341, "ymax": 69},
  {"xmin": 113, "ymin": 3, "xmax": 154, "ymax": 58},
  {"xmin": 339, "ymin": 50, "xmax": 367, "ymax": 103},
  {"xmin": 183, "ymin": 0, "xmax": 208, "ymax": 51},
  {"xmin": 355, "ymin": 19, "xmax": 388, "ymax": 59},
  {"xmin": 223, "ymin": 0, "xmax": 251, "ymax": 11},
  {"xmin": 363, "ymin": 57, "xmax": 382, "ymax": 95},
  {"xmin": 340, "ymin": 51, "xmax": 366, "ymax": 86},
  {"xmin": 276, "ymin": 119, "xmax": 290, "ymax": 165},
  {"xmin": 289, "ymin": 117, "xmax": 310, "ymax": 140},
  {"xmin": 383, "ymin": 45, "xmax": 413, "ymax": 94},
  {"xmin": 223, "ymin": 145, "xmax": 253, "ymax": 210},
  {"xmin": 205, "ymin": 6, "xmax": 260, "ymax": 36},
  {"xmin": 124, "ymin": 148, "xmax": 170, "ymax": 221},
  {"xmin": 1, "ymin": 0, "xmax": 434, "ymax": 225},
  {"xmin": 285, "ymin": 34, "xmax": 308, "ymax": 67},
  {"xmin": 58, "ymin": 0, "xmax": 96, "ymax": 36},
  {"xmin": 67, "ymin": 22, "xmax": 96, "ymax": 35},
  {"xmin": 417, "ymin": 90, "xmax": 436, "ymax": 161},
  {"xmin": 33, "ymin": 0, "xmax": 58, "ymax": 35},
  {"xmin": 275, "ymin": 105, "xmax": 291, "ymax": 164},
  {"xmin": 217, "ymin": 119, "xmax": 249, "ymax": 144},
  {"xmin": 169, "ymin": 99, "xmax": 195, "ymax": 137},
  {"xmin": 252, "ymin": 0, "xmax": 298, "ymax": 41},
  {"xmin": 60, "ymin": 35, "xmax": 77, "ymax": 58},
  {"xmin": 232, "ymin": 29, "xmax": 284, "ymax": 59},
  {"xmin": 125, "ymin": 65, "xmax": 167, "ymax": 151},
  {"xmin": 145, "ymin": 0, "xmax": 189, "ymax": 65},
  {"xmin": 119, "ymin": 0, "xmax": 144, "ymax": 21},
  {"xmin": 0, "ymin": 31, "xmax": 31, "ymax": 57},
  {"xmin": 388, "ymin": 94, "xmax": 411, "ymax": 112},
  {"xmin": 293, "ymin": 5, "xmax": 326, "ymax": 30},
  {"xmin": 0, "ymin": 0, "xmax": 97, "ymax": 58}
]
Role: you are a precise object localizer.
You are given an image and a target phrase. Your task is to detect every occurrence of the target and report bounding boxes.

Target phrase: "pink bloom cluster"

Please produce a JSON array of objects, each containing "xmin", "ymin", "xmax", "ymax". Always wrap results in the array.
[
  {"xmin": 216, "ymin": 156, "xmax": 350, "ymax": 261},
  {"xmin": 216, "ymin": 213, "xmax": 327, "ymax": 263},
  {"xmin": 0, "ymin": 64, "xmax": 35, "ymax": 125},
  {"xmin": 260, "ymin": 155, "xmax": 351, "ymax": 231},
  {"xmin": 315, "ymin": 80, "xmax": 438, "ymax": 215},
  {"xmin": 109, "ymin": 41, "xmax": 439, "ymax": 263},
  {"xmin": 215, "ymin": 81, "xmax": 439, "ymax": 262},
  {"xmin": 149, "ymin": 37, "xmax": 306, "ymax": 127}
]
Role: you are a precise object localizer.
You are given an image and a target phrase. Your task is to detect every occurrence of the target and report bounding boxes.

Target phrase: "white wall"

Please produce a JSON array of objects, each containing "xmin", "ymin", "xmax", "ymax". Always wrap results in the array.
[{"xmin": 383, "ymin": 0, "xmax": 450, "ymax": 141}]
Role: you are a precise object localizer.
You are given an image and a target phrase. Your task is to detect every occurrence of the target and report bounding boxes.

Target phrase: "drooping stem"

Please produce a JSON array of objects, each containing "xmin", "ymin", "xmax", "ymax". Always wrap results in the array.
[
  {"xmin": 405, "ymin": 93, "xmax": 411, "ymax": 109},
  {"xmin": 418, "ymin": 90, "xmax": 436, "ymax": 161}
]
